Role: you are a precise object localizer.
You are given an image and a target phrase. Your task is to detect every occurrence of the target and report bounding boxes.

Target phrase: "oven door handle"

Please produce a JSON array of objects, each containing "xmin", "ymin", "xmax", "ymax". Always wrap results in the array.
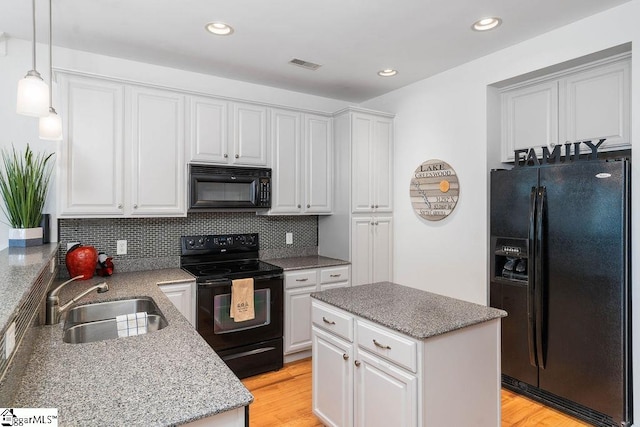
[{"xmin": 197, "ymin": 274, "xmax": 283, "ymax": 288}]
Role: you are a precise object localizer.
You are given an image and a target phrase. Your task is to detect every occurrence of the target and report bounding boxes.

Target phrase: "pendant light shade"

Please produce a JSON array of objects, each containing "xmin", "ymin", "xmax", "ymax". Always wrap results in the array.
[
  {"xmin": 17, "ymin": 71, "xmax": 49, "ymax": 117},
  {"xmin": 17, "ymin": 0, "xmax": 49, "ymax": 117},
  {"xmin": 39, "ymin": 0, "xmax": 62, "ymax": 140},
  {"xmin": 39, "ymin": 108, "xmax": 63, "ymax": 140}
]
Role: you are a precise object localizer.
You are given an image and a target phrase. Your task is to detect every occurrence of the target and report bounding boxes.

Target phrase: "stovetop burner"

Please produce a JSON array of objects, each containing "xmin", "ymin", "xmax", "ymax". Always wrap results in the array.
[{"xmin": 179, "ymin": 233, "xmax": 283, "ymax": 282}]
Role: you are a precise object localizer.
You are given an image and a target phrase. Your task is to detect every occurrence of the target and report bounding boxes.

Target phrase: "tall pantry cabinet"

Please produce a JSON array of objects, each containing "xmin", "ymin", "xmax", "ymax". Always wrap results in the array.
[{"xmin": 319, "ymin": 108, "xmax": 394, "ymax": 286}]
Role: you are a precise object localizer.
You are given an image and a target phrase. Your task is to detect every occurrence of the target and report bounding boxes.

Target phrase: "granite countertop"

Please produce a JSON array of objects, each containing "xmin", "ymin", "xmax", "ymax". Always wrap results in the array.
[
  {"xmin": 311, "ymin": 282, "xmax": 507, "ymax": 340},
  {"xmin": 264, "ymin": 255, "xmax": 350, "ymax": 271},
  {"xmin": 0, "ymin": 243, "xmax": 59, "ymax": 333},
  {"xmin": 13, "ymin": 269, "xmax": 253, "ymax": 426}
]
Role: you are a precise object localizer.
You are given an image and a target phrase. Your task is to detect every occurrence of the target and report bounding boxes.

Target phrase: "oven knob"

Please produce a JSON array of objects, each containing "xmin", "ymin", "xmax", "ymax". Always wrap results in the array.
[
  {"xmin": 198, "ymin": 238, "xmax": 204, "ymax": 245},
  {"xmin": 188, "ymin": 239, "xmax": 195, "ymax": 246}
]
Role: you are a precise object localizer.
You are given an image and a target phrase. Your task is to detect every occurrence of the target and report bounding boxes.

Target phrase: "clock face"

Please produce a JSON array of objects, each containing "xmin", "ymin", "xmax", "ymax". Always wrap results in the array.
[{"xmin": 410, "ymin": 159, "xmax": 460, "ymax": 221}]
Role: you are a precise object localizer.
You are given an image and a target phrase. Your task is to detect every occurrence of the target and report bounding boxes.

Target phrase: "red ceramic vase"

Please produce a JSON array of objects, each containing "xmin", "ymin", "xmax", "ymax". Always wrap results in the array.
[{"xmin": 65, "ymin": 245, "xmax": 98, "ymax": 280}]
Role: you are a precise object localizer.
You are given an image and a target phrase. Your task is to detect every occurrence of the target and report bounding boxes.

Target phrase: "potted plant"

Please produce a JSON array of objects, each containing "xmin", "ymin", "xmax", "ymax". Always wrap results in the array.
[{"xmin": 0, "ymin": 144, "xmax": 54, "ymax": 247}]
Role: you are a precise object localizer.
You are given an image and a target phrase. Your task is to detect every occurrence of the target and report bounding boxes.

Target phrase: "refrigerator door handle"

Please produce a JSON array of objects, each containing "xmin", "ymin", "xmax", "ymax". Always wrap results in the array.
[
  {"xmin": 535, "ymin": 186, "xmax": 546, "ymax": 369},
  {"xmin": 527, "ymin": 186, "xmax": 538, "ymax": 368}
]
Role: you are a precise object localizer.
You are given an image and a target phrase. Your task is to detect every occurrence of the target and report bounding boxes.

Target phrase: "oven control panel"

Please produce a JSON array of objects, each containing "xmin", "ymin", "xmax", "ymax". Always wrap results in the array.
[{"xmin": 181, "ymin": 233, "xmax": 258, "ymax": 254}]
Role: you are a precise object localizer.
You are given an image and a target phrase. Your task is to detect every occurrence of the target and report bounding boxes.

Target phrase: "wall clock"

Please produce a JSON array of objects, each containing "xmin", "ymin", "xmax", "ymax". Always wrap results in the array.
[{"xmin": 410, "ymin": 159, "xmax": 460, "ymax": 221}]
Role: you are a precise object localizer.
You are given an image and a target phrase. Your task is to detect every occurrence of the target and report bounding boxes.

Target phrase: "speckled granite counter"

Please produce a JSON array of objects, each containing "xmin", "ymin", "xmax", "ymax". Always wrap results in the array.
[
  {"xmin": 264, "ymin": 255, "xmax": 349, "ymax": 271},
  {"xmin": 0, "ymin": 244, "xmax": 58, "ymax": 334},
  {"xmin": 311, "ymin": 281, "xmax": 506, "ymax": 339},
  {"xmin": 12, "ymin": 269, "xmax": 253, "ymax": 426}
]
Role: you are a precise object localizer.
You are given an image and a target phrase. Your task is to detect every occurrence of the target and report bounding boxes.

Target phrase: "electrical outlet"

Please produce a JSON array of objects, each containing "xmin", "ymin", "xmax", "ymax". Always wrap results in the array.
[
  {"xmin": 286, "ymin": 232, "xmax": 293, "ymax": 245},
  {"xmin": 117, "ymin": 240, "xmax": 127, "ymax": 255},
  {"xmin": 5, "ymin": 322, "xmax": 16, "ymax": 360}
]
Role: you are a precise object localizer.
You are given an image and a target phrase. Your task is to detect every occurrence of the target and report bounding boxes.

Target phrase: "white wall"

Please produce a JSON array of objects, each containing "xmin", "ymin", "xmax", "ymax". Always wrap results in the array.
[
  {"xmin": 0, "ymin": 37, "xmax": 350, "ymax": 250},
  {"xmin": 361, "ymin": 0, "xmax": 640, "ymax": 417}
]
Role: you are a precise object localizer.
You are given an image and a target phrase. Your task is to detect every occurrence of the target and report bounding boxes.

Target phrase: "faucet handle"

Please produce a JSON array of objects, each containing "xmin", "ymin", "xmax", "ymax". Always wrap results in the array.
[{"xmin": 97, "ymin": 282, "xmax": 109, "ymax": 293}]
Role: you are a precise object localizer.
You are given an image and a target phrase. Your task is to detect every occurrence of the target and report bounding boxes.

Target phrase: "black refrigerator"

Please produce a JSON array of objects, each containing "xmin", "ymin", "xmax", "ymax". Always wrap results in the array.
[{"xmin": 489, "ymin": 159, "xmax": 631, "ymax": 427}]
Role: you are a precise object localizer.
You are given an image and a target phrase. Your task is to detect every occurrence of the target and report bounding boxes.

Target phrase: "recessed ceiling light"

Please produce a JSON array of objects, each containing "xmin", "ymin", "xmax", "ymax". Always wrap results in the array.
[
  {"xmin": 378, "ymin": 69, "xmax": 398, "ymax": 77},
  {"xmin": 205, "ymin": 21, "xmax": 234, "ymax": 36},
  {"xmin": 472, "ymin": 17, "xmax": 502, "ymax": 31}
]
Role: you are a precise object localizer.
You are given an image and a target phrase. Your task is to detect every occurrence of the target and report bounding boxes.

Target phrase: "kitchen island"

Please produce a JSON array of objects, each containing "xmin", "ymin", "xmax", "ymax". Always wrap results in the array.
[
  {"xmin": 11, "ymin": 269, "xmax": 252, "ymax": 427},
  {"xmin": 311, "ymin": 282, "xmax": 507, "ymax": 427}
]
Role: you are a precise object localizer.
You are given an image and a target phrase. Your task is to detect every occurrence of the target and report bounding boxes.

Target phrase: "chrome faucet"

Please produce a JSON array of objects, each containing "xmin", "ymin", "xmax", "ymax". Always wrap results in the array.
[{"xmin": 45, "ymin": 275, "xmax": 109, "ymax": 325}]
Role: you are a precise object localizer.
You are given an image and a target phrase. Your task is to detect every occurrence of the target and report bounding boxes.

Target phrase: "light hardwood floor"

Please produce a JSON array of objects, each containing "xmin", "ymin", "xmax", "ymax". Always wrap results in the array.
[{"xmin": 242, "ymin": 358, "xmax": 590, "ymax": 427}]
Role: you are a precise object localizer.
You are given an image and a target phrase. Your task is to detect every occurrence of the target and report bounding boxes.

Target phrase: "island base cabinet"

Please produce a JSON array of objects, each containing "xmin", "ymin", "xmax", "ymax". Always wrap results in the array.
[
  {"xmin": 354, "ymin": 350, "xmax": 418, "ymax": 427},
  {"xmin": 312, "ymin": 327, "xmax": 354, "ymax": 427},
  {"xmin": 182, "ymin": 407, "xmax": 246, "ymax": 426},
  {"xmin": 311, "ymin": 299, "xmax": 501, "ymax": 427}
]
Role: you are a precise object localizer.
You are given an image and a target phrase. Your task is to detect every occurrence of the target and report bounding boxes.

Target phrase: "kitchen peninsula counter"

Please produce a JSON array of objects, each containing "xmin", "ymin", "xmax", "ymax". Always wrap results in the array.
[{"xmin": 12, "ymin": 269, "xmax": 252, "ymax": 427}]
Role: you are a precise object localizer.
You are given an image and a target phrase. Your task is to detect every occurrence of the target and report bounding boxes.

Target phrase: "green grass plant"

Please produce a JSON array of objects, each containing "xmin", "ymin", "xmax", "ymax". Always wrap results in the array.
[{"xmin": 0, "ymin": 144, "xmax": 54, "ymax": 229}]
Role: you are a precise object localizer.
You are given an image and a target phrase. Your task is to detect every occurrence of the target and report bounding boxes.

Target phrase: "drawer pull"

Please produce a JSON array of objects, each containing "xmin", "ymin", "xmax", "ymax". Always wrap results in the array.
[
  {"xmin": 329, "ymin": 274, "xmax": 341, "ymax": 278},
  {"xmin": 322, "ymin": 317, "xmax": 336, "ymax": 325},
  {"xmin": 343, "ymin": 353, "xmax": 349, "ymax": 361},
  {"xmin": 373, "ymin": 339, "xmax": 391, "ymax": 350},
  {"xmin": 296, "ymin": 278, "xmax": 309, "ymax": 282},
  {"xmin": 354, "ymin": 360, "xmax": 361, "ymax": 367}
]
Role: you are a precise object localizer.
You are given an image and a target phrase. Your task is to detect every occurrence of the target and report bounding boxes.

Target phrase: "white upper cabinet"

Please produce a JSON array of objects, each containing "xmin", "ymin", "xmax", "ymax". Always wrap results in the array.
[
  {"xmin": 130, "ymin": 87, "xmax": 185, "ymax": 216},
  {"xmin": 190, "ymin": 100, "xmax": 268, "ymax": 166},
  {"xmin": 501, "ymin": 53, "xmax": 630, "ymax": 162},
  {"xmin": 560, "ymin": 59, "xmax": 631, "ymax": 151},
  {"xmin": 58, "ymin": 73, "xmax": 186, "ymax": 217},
  {"xmin": 232, "ymin": 102, "xmax": 269, "ymax": 166},
  {"xmin": 59, "ymin": 75, "xmax": 125, "ymax": 216},
  {"xmin": 501, "ymin": 81, "xmax": 559, "ymax": 161},
  {"xmin": 189, "ymin": 96, "xmax": 229, "ymax": 163},
  {"xmin": 270, "ymin": 109, "xmax": 302, "ymax": 213},
  {"xmin": 269, "ymin": 110, "xmax": 333, "ymax": 215},
  {"xmin": 352, "ymin": 113, "xmax": 393, "ymax": 213},
  {"xmin": 304, "ymin": 114, "xmax": 333, "ymax": 214}
]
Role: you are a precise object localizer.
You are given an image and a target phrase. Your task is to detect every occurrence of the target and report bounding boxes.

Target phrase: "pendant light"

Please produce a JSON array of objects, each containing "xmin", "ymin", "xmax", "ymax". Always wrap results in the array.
[
  {"xmin": 17, "ymin": 0, "xmax": 49, "ymax": 117},
  {"xmin": 39, "ymin": 0, "xmax": 62, "ymax": 140}
]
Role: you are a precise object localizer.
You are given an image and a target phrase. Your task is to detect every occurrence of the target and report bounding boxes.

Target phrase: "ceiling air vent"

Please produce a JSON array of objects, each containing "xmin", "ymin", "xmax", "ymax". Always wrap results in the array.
[{"xmin": 289, "ymin": 58, "xmax": 322, "ymax": 71}]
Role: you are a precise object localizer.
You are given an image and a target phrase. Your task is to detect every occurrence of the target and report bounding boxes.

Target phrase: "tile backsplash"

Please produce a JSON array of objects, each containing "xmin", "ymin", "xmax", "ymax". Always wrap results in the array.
[{"xmin": 58, "ymin": 213, "xmax": 318, "ymax": 276}]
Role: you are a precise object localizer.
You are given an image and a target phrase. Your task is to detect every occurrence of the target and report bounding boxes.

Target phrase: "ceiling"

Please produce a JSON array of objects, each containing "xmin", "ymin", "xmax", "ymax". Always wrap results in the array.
[{"xmin": 0, "ymin": 0, "xmax": 632, "ymax": 103}]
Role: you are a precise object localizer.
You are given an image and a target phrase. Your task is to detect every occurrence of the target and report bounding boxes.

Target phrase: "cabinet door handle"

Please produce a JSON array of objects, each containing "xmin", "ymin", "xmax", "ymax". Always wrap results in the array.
[
  {"xmin": 329, "ymin": 274, "xmax": 341, "ymax": 278},
  {"xmin": 371, "ymin": 204, "xmax": 374, "ymax": 209},
  {"xmin": 296, "ymin": 278, "xmax": 308, "ymax": 282},
  {"xmin": 307, "ymin": 204, "xmax": 310, "ymax": 208},
  {"xmin": 375, "ymin": 205, "xmax": 379, "ymax": 208},
  {"xmin": 354, "ymin": 360, "xmax": 361, "ymax": 367},
  {"xmin": 224, "ymin": 154, "xmax": 228, "ymax": 158},
  {"xmin": 118, "ymin": 204, "xmax": 123, "ymax": 209},
  {"xmin": 297, "ymin": 204, "xmax": 301, "ymax": 208},
  {"xmin": 235, "ymin": 154, "xmax": 240, "ymax": 158},
  {"xmin": 373, "ymin": 339, "xmax": 391, "ymax": 350},
  {"xmin": 343, "ymin": 353, "xmax": 349, "ymax": 361},
  {"xmin": 133, "ymin": 204, "xmax": 138, "ymax": 209},
  {"xmin": 374, "ymin": 221, "xmax": 379, "ymax": 226},
  {"xmin": 322, "ymin": 316, "xmax": 336, "ymax": 325}
]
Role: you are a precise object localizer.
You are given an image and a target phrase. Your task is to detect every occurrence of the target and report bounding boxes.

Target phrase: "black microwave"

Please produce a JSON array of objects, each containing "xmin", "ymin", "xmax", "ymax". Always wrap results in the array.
[{"xmin": 189, "ymin": 164, "xmax": 271, "ymax": 211}]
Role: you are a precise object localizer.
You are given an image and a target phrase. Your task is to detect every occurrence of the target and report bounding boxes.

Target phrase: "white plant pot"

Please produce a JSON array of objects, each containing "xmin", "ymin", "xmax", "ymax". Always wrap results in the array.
[{"xmin": 8, "ymin": 227, "xmax": 44, "ymax": 247}]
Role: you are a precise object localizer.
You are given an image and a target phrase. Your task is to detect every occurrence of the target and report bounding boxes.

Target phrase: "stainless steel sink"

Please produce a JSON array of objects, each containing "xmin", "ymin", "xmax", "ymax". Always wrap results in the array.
[{"xmin": 62, "ymin": 297, "xmax": 168, "ymax": 344}]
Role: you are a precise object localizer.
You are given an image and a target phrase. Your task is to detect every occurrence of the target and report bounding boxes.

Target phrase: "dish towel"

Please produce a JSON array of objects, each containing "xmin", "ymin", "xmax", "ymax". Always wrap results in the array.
[
  {"xmin": 230, "ymin": 278, "xmax": 255, "ymax": 322},
  {"xmin": 116, "ymin": 312, "xmax": 148, "ymax": 337}
]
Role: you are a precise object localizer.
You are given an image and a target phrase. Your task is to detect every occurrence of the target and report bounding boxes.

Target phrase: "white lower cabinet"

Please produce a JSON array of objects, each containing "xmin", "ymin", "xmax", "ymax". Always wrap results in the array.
[
  {"xmin": 312, "ymin": 327, "xmax": 354, "ymax": 427},
  {"xmin": 284, "ymin": 266, "xmax": 350, "ymax": 357},
  {"xmin": 354, "ymin": 350, "xmax": 418, "ymax": 427},
  {"xmin": 312, "ymin": 299, "xmax": 501, "ymax": 427},
  {"xmin": 351, "ymin": 216, "xmax": 392, "ymax": 286},
  {"xmin": 159, "ymin": 280, "xmax": 196, "ymax": 327}
]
